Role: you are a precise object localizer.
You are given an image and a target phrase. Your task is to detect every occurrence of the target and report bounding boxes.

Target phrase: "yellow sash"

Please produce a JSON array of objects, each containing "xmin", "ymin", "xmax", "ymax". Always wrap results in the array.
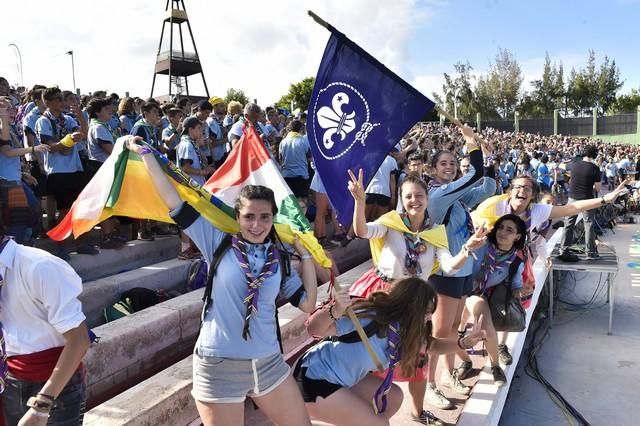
[{"xmin": 369, "ymin": 211, "xmax": 449, "ymax": 275}]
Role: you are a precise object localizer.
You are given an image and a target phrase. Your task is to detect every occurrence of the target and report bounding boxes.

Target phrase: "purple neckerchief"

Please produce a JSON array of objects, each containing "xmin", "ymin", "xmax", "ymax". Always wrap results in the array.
[
  {"xmin": 231, "ymin": 235, "xmax": 280, "ymax": 340},
  {"xmin": 373, "ymin": 321, "xmax": 400, "ymax": 414},
  {"xmin": 400, "ymin": 215, "xmax": 429, "ymax": 276},
  {"xmin": 479, "ymin": 243, "xmax": 517, "ymax": 292}
]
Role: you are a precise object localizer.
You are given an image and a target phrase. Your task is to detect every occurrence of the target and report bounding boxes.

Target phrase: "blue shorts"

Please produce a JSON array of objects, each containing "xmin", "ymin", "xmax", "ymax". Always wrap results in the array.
[{"xmin": 428, "ymin": 274, "xmax": 473, "ymax": 299}]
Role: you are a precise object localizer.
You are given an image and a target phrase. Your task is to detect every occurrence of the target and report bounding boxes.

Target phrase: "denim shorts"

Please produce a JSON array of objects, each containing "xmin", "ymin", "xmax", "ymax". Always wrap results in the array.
[{"xmin": 192, "ymin": 350, "xmax": 290, "ymax": 403}]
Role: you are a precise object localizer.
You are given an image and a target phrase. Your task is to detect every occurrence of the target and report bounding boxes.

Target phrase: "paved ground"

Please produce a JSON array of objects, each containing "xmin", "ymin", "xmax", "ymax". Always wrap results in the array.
[{"xmin": 500, "ymin": 219, "xmax": 640, "ymax": 426}]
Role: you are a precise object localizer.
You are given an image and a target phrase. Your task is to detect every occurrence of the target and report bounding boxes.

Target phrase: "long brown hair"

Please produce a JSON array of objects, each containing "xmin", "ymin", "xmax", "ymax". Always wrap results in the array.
[{"xmin": 352, "ymin": 277, "xmax": 437, "ymax": 377}]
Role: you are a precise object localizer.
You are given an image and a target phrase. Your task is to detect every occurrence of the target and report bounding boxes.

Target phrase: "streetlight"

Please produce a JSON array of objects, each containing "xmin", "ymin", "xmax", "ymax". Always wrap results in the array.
[
  {"xmin": 66, "ymin": 50, "xmax": 76, "ymax": 92},
  {"xmin": 8, "ymin": 44, "xmax": 23, "ymax": 87},
  {"xmin": 446, "ymin": 87, "xmax": 461, "ymax": 120}
]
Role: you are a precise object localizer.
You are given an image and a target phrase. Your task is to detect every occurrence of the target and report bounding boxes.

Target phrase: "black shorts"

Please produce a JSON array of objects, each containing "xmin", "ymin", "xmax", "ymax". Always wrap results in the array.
[
  {"xmin": 84, "ymin": 159, "xmax": 104, "ymax": 180},
  {"xmin": 365, "ymin": 193, "xmax": 391, "ymax": 207},
  {"xmin": 293, "ymin": 363, "xmax": 342, "ymax": 403},
  {"xmin": 284, "ymin": 176, "xmax": 310, "ymax": 198},
  {"xmin": 28, "ymin": 162, "xmax": 47, "ymax": 197},
  {"xmin": 47, "ymin": 172, "xmax": 87, "ymax": 210},
  {"xmin": 428, "ymin": 274, "xmax": 473, "ymax": 299}
]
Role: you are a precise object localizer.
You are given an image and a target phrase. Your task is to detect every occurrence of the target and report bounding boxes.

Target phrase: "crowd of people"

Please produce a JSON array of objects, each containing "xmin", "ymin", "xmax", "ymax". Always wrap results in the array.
[{"xmin": 0, "ymin": 74, "xmax": 636, "ymax": 426}]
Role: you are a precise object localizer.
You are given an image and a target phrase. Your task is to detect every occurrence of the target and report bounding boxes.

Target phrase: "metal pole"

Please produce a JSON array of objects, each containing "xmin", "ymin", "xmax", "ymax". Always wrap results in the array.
[
  {"xmin": 66, "ymin": 50, "xmax": 76, "ymax": 92},
  {"xmin": 8, "ymin": 44, "xmax": 23, "ymax": 87}
]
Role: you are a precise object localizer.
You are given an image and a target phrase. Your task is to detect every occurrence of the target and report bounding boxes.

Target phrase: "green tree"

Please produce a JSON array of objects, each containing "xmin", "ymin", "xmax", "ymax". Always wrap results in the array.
[
  {"xmin": 276, "ymin": 77, "xmax": 315, "ymax": 111},
  {"xmin": 438, "ymin": 61, "xmax": 476, "ymax": 120},
  {"xmin": 611, "ymin": 88, "xmax": 640, "ymax": 113},
  {"xmin": 224, "ymin": 88, "xmax": 250, "ymax": 106},
  {"xmin": 566, "ymin": 50, "xmax": 622, "ymax": 116},
  {"xmin": 473, "ymin": 48, "xmax": 523, "ymax": 119},
  {"xmin": 527, "ymin": 53, "xmax": 566, "ymax": 117}
]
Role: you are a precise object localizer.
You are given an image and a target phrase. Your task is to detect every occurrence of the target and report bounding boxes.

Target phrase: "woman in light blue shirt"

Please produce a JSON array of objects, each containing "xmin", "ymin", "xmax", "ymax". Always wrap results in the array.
[
  {"xmin": 124, "ymin": 136, "xmax": 318, "ymax": 426},
  {"xmin": 299, "ymin": 276, "xmax": 485, "ymax": 425},
  {"xmin": 466, "ymin": 214, "xmax": 526, "ymax": 389}
]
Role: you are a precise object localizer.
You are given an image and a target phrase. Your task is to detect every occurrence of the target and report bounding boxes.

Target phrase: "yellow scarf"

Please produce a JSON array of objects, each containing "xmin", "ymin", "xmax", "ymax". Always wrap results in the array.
[
  {"xmin": 471, "ymin": 194, "xmax": 509, "ymax": 229},
  {"xmin": 369, "ymin": 211, "xmax": 449, "ymax": 275}
]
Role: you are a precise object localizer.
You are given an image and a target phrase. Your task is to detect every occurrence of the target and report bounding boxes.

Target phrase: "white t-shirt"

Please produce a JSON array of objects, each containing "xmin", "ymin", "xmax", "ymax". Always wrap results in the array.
[
  {"xmin": 0, "ymin": 240, "xmax": 85, "ymax": 356},
  {"xmin": 365, "ymin": 223, "xmax": 458, "ymax": 279},
  {"xmin": 365, "ymin": 155, "xmax": 398, "ymax": 197}
]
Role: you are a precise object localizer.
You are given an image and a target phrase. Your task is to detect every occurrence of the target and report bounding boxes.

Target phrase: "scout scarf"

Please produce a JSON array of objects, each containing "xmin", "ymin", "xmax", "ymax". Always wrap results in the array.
[
  {"xmin": 372, "ymin": 321, "xmax": 400, "ymax": 414},
  {"xmin": 401, "ymin": 215, "xmax": 429, "ymax": 276},
  {"xmin": 479, "ymin": 243, "xmax": 517, "ymax": 292}
]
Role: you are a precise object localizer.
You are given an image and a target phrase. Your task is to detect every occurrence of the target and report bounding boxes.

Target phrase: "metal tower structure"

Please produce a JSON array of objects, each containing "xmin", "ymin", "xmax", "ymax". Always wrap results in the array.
[{"xmin": 150, "ymin": 0, "xmax": 209, "ymax": 99}]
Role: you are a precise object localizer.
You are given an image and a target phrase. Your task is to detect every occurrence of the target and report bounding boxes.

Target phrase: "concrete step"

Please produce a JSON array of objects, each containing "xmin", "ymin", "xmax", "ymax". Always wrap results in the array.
[
  {"xmin": 81, "ymin": 258, "xmax": 194, "ymax": 328},
  {"xmin": 83, "ymin": 260, "xmax": 374, "ymax": 426},
  {"xmin": 68, "ymin": 236, "xmax": 180, "ymax": 282}
]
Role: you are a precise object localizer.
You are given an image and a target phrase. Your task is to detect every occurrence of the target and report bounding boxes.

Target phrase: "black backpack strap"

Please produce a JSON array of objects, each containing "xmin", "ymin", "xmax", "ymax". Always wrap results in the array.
[
  {"xmin": 506, "ymin": 254, "xmax": 524, "ymax": 288},
  {"xmin": 442, "ymin": 203, "xmax": 454, "ymax": 226},
  {"xmin": 335, "ymin": 321, "xmax": 380, "ymax": 344},
  {"xmin": 202, "ymin": 234, "xmax": 233, "ymax": 307},
  {"xmin": 274, "ymin": 245, "xmax": 292, "ymax": 354}
]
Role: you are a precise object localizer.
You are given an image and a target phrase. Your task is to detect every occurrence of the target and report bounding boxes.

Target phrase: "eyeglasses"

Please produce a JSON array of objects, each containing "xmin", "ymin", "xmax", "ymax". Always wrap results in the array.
[{"xmin": 512, "ymin": 184, "xmax": 533, "ymax": 193}]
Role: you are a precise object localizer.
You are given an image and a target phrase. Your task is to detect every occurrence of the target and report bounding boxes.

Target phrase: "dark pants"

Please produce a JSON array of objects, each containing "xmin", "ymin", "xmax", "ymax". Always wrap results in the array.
[
  {"xmin": 3, "ymin": 370, "xmax": 86, "ymax": 426},
  {"xmin": 559, "ymin": 197, "xmax": 597, "ymax": 255}
]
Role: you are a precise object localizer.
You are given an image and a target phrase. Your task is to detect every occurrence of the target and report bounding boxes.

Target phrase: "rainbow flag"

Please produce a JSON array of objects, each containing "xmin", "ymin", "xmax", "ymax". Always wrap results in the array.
[{"xmin": 204, "ymin": 126, "xmax": 331, "ymax": 268}]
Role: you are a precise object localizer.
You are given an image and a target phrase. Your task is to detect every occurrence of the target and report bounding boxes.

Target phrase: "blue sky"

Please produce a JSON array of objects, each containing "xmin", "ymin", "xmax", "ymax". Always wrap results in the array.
[{"xmin": 0, "ymin": 0, "xmax": 637, "ymax": 104}]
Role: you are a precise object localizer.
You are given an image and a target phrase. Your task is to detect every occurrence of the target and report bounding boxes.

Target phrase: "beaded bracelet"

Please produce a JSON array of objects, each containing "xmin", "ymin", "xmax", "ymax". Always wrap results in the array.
[
  {"xmin": 456, "ymin": 336, "xmax": 470, "ymax": 350},
  {"xmin": 300, "ymin": 253, "xmax": 313, "ymax": 261}
]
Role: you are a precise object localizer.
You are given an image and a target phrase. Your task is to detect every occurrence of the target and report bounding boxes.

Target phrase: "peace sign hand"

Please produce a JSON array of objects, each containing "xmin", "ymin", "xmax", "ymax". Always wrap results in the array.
[{"xmin": 347, "ymin": 168, "xmax": 365, "ymax": 203}]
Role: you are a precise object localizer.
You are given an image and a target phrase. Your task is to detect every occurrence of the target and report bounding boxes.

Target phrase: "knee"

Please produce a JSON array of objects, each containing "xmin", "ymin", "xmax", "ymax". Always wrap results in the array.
[{"xmin": 387, "ymin": 384, "xmax": 404, "ymax": 416}]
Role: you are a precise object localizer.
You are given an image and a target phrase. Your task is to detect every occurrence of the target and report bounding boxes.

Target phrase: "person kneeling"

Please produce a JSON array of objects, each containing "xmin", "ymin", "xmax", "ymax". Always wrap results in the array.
[{"xmin": 298, "ymin": 277, "xmax": 485, "ymax": 426}]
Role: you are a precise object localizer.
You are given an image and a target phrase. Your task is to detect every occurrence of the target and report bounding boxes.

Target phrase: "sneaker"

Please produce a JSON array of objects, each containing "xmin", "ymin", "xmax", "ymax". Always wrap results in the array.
[
  {"xmin": 178, "ymin": 247, "xmax": 202, "ymax": 260},
  {"xmin": 586, "ymin": 252, "xmax": 600, "ymax": 260},
  {"xmin": 441, "ymin": 369, "xmax": 471, "ymax": 395},
  {"xmin": 411, "ymin": 410, "xmax": 444, "ymax": 426},
  {"xmin": 498, "ymin": 344, "xmax": 513, "ymax": 365},
  {"xmin": 329, "ymin": 234, "xmax": 347, "ymax": 245},
  {"xmin": 76, "ymin": 244, "xmax": 99, "ymax": 255},
  {"xmin": 425, "ymin": 384, "xmax": 453, "ymax": 410},
  {"xmin": 99, "ymin": 237, "xmax": 125, "ymax": 250},
  {"xmin": 138, "ymin": 231, "xmax": 155, "ymax": 241},
  {"xmin": 556, "ymin": 251, "xmax": 580, "ymax": 262},
  {"xmin": 454, "ymin": 360, "xmax": 474, "ymax": 380},
  {"xmin": 492, "ymin": 365, "xmax": 507, "ymax": 388}
]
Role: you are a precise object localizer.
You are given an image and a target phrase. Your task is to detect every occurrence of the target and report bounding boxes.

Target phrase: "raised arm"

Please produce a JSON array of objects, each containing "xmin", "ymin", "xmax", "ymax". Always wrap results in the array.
[
  {"xmin": 125, "ymin": 136, "xmax": 182, "ymax": 210},
  {"xmin": 348, "ymin": 168, "xmax": 368, "ymax": 238},
  {"xmin": 549, "ymin": 179, "xmax": 630, "ymax": 220}
]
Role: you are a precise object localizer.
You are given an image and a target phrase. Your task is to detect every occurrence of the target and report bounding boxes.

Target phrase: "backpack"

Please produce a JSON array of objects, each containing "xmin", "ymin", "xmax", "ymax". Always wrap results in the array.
[
  {"xmin": 103, "ymin": 287, "xmax": 160, "ymax": 323},
  {"xmin": 201, "ymin": 234, "xmax": 291, "ymax": 352},
  {"xmin": 187, "ymin": 258, "xmax": 208, "ymax": 291}
]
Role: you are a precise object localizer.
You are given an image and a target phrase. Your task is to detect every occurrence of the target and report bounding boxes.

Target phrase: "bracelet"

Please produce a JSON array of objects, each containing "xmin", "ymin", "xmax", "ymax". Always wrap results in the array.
[
  {"xmin": 36, "ymin": 393, "xmax": 55, "ymax": 402},
  {"xmin": 26, "ymin": 396, "xmax": 54, "ymax": 414},
  {"xmin": 601, "ymin": 196, "xmax": 606, "ymax": 205},
  {"xmin": 328, "ymin": 305, "xmax": 338, "ymax": 321},
  {"xmin": 29, "ymin": 408, "xmax": 50, "ymax": 418},
  {"xmin": 300, "ymin": 253, "xmax": 313, "ymax": 260},
  {"xmin": 456, "ymin": 336, "xmax": 466, "ymax": 350},
  {"xmin": 31, "ymin": 146, "xmax": 35, "ymax": 154},
  {"xmin": 139, "ymin": 146, "xmax": 153, "ymax": 156}
]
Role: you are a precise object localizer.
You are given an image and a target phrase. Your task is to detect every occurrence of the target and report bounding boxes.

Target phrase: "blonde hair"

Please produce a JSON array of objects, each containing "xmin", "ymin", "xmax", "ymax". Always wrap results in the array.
[{"xmin": 227, "ymin": 100, "xmax": 243, "ymax": 115}]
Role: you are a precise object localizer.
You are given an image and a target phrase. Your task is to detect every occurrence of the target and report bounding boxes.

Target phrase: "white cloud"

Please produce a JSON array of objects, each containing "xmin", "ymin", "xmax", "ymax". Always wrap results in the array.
[{"xmin": 0, "ymin": 0, "xmax": 435, "ymax": 105}]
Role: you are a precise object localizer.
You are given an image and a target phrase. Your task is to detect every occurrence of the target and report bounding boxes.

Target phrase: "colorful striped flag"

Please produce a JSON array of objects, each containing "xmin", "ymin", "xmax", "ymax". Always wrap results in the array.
[
  {"xmin": 48, "ymin": 132, "xmax": 331, "ymax": 268},
  {"xmin": 204, "ymin": 125, "xmax": 331, "ymax": 268}
]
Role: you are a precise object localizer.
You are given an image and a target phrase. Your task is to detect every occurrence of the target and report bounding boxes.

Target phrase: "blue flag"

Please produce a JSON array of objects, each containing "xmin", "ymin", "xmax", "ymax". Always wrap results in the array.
[{"xmin": 306, "ymin": 27, "xmax": 435, "ymax": 226}]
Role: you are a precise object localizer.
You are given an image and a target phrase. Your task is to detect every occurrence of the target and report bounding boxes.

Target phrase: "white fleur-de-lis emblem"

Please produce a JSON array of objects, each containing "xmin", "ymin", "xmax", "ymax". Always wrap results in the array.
[{"xmin": 316, "ymin": 92, "xmax": 357, "ymax": 150}]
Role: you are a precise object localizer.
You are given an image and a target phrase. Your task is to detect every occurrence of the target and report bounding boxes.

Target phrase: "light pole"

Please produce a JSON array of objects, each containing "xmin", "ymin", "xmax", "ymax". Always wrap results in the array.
[
  {"xmin": 446, "ymin": 87, "xmax": 461, "ymax": 119},
  {"xmin": 8, "ymin": 44, "xmax": 23, "ymax": 87},
  {"xmin": 66, "ymin": 50, "xmax": 76, "ymax": 92}
]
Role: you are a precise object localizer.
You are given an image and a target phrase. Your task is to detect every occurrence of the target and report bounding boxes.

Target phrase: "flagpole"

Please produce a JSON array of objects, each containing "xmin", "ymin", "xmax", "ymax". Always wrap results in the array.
[
  {"xmin": 307, "ymin": 10, "xmax": 331, "ymax": 30},
  {"xmin": 330, "ymin": 273, "xmax": 384, "ymax": 372},
  {"xmin": 435, "ymin": 106, "xmax": 492, "ymax": 152}
]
